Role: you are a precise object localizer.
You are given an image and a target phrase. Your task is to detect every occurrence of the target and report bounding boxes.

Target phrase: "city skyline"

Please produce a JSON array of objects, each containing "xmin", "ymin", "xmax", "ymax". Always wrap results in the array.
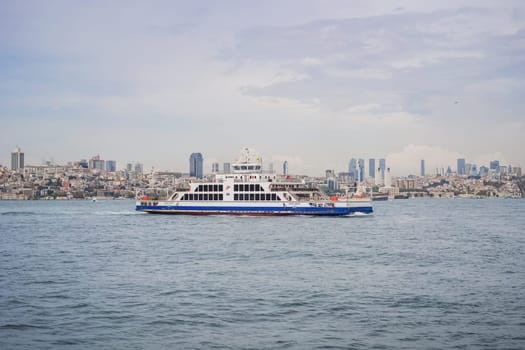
[
  {"xmin": 1, "ymin": 1, "xmax": 524, "ymax": 175},
  {"xmin": 2, "ymin": 145, "xmax": 520, "ymax": 178}
]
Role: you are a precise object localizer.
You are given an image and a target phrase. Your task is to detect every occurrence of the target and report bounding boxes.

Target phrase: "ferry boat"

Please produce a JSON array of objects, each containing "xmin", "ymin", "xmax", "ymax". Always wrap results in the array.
[{"xmin": 136, "ymin": 148, "xmax": 373, "ymax": 216}]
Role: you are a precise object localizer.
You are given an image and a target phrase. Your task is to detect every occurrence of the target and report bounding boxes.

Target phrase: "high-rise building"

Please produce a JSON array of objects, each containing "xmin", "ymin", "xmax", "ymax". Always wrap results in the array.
[
  {"xmin": 11, "ymin": 147, "xmax": 24, "ymax": 170},
  {"xmin": 348, "ymin": 158, "xmax": 357, "ymax": 180},
  {"xmin": 283, "ymin": 161, "xmax": 288, "ymax": 176},
  {"xmin": 211, "ymin": 162, "xmax": 219, "ymax": 173},
  {"xmin": 126, "ymin": 163, "xmax": 133, "ymax": 172},
  {"xmin": 106, "ymin": 160, "xmax": 117, "ymax": 172},
  {"xmin": 223, "ymin": 162, "xmax": 231, "ymax": 174},
  {"xmin": 420, "ymin": 160, "xmax": 425, "ymax": 176},
  {"xmin": 457, "ymin": 158, "xmax": 466, "ymax": 175},
  {"xmin": 79, "ymin": 159, "xmax": 89, "ymax": 168},
  {"xmin": 489, "ymin": 160, "xmax": 500, "ymax": 170},
  {"xmin": 189, "ymin": 153, "xmax": 203, "ymax": 179},
  {"xmin": 479, "ymin": 165, "xmax": 489, "ymax": 177},
  {"xmin": 379, "ymin": 158, "xmax": 386, "ymax": 182},
  {"xmin": 134, "ymin": 162, "xmax": 143, "ymax": 174},
  {"xmin": 358, "ymin": 159, "xmax": 365, "ymax": 182},
  {"xmin": 89, "ymin": 155, "xmax": 105, "ymax": 170},
  {"xmin": 369, "ymin": 159, "xmax": 375, "ymax": 179}
]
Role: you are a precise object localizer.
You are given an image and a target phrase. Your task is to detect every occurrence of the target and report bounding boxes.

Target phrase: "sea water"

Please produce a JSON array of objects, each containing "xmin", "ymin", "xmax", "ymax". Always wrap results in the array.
[{"xmin": 1, "ymin": 199, "xmax": 524, "ymax": 349}]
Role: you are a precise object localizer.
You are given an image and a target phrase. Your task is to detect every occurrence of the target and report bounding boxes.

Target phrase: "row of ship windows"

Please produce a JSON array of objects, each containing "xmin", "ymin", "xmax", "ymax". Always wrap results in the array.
[
  {"xmin": 179, "ymin": 193, "xmax": 281, "ymax": 201},
  {"xmin": 181, "ymin": 194, "xmax": 224, "ymax": 201},
  {"xmin": 234, "ymin": 194, "xmax": 280, "ymax": 201},
  {"xmin": 234, "ymin": 184, "xmax": 264, "ymax": 191},
  {"xmin": 195, "ymin": 184, "xmax": 224, "ymax": 192}
]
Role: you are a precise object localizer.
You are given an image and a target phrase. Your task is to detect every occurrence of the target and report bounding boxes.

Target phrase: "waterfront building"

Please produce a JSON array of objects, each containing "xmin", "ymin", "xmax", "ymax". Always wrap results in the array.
[
  {"xmin": 421, "ymin": 160, "xmax": 425, "ymax": 177},
  {"xmin": 283, "ymin": 161, "xmax": 288, "ymax": 176},
  {"xmin": 369, "ymin": 159, "xmax": 375, "ymax": 178},
  {"xmin": 457, "ymin": 158, "xmax": 466, "ymax": 175},
  {"xmin": 223, "ymin": 162, "xmax": 231, "ymax": 174},
  {"xmin": 11, "ymin": 147, "xmax": 24, "ymax": 171},
  {"xmin": 106, "ymin": 160, "xmax": 117, "ymax": 172},
  {"xmin": 189, "ymin": 153, "xmax": 203, "ymax": 179}
]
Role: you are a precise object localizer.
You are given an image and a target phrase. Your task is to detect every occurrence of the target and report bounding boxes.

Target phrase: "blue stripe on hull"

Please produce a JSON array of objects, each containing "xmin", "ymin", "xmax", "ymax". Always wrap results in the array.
[{"xmin": 135, "ymin": 205, "xmax": 373, "ymax": 216}]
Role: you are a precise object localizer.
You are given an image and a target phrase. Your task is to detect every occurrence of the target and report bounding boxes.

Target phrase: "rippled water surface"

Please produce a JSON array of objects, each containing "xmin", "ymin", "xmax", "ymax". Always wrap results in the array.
[{"xmin": 1, "ymin": 199, "xmax": 524, "ymax": 349}]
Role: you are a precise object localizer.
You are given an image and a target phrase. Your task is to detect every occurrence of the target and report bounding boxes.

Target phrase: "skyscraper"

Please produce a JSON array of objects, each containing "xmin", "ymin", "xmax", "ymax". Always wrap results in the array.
[
  {"xmin": 211, "ymin": 162, "xmax": 219, "ymax": 173},
  {"xmin": 348, "ymin": 158, "xmax": 357, "ymax": 180},
  {"xmin": 358, "ymin": 159, "xmax": 365, "ymax": 182},
  {"xmin": 134, "ymin": 162, "xmax": 143, "ymax": 174},
  {"xmin": 106, "ymin": 160, "xmax": 117, "ymax": 172},
  {"xmin": 489, "ymin": 160, "xmax": 500, "ymax": 170},
  {"xmin": 369, "ymin": 159, "xmax": 375, "ymax": 179},
  {"xmin": 189, "ymin": 153, "xmax": 203, "ymax": 179},
  {"xmin": 11, "ymin": 147, "xmax": 24, "ymax": 170},
  {"xmin": 457, "ymin": 158, "xmax": 466, "ymax": 175},
  {"xmin": 283, "ymin": 161, "xmax": 288, "ymax": 176},
  {"xmin": 420, "ymin": 159, "xmax": 425, "ymax": 176},
  {"xmin": 223, "ymin": 162, "xmax": 231, "ymax": 174},
  {"xmin": 379, "ymin": 158, "xmax": 386, "ymax": 182}
]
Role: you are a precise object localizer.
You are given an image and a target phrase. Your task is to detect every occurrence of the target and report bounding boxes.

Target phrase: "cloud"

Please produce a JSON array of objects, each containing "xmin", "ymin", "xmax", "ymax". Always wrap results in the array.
[{"xmin": 0, "ymin": 1, "xmax": 524, "ymax": 173}]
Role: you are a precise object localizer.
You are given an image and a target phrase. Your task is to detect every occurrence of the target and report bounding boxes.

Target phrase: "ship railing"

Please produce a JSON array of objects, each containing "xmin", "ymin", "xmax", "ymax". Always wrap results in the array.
[{"xmin": 135, "ymin": 188, "xmax": 173, "ymax": 201}]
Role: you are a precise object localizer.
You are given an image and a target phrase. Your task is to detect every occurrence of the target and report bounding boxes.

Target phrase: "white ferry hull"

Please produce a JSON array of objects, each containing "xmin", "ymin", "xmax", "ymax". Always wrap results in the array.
[{"xmin": 136, "ymin": 200, "xmax": 373, "ymax": 216}]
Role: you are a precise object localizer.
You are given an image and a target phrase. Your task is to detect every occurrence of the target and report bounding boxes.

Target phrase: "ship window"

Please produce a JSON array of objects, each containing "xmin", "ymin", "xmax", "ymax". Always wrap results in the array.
[
  {"xmin": 203, "ymin": 194, "xmax": 208, "ymax": 200},
  {"xmin": 219, "ymin": 185, "xmax": 223, "ymax": 191},
  {"xmin": 234, "ymin": 184, "xmax": 239, "ymax": 191},
  {"xmin": 219, "ymin": 194, "xmax": 223, "ymax": 200},
  {"xmin": 248, "ymin": 165, "xmax": 254, "ymax": 170},
  {"xmin": 256, "ymin": 166, "xmax": 261, "ymax": 170},
  {"xmin": 242, "ymin": 194, "xmax": 248, "ymax": 200},
  {"xmin": 249, "ymin": 193, "xmax": 254, "ymax": 200},
  {"xmin": 250, "ymin": 184, "xmax": 255, "ymax": 191},
  {"xmin": 255, "ymin": 194, "xmax": 260, "ymax": 200},
  {"xmin": 266, "ymin": 194, "xmax": 270, "ymax": 200},
  {"xmin": 205, "ymin": 185, "xmax": 209, "ymax": 192},
  {"xmin": 213, "ymin": 185, "xmax": 217, "ymax": 192},
  {"xmin": 234, "ymin": 194, "xmax": 238, "ymax": 200},
  {"xmin": 272, "ymin": 194, "xmax": 277, "ymax": 201},
  {"xmin": 197, "ymin": 194, "xmax": 202, "ymax": 201},
  {"xmin": 241, "ymin": 166, "xmax": 247, "ymax": 170},
  {"xmin": 245, "ymin": 184, "xmax": 249, "ymax": 191},
  {"xmin": 233, "ymin": 166, "xmax": 240, "ymax": 171},
  {"xmin": 213, "ymin": 194, "xmax": 218, "ymax": 201}
]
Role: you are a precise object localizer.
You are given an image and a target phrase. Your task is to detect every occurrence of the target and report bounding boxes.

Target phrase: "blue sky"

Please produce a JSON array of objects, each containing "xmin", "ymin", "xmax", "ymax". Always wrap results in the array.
[{"xmin": 1, "ymin": 0, "xmax": 524, "ymax": 175}]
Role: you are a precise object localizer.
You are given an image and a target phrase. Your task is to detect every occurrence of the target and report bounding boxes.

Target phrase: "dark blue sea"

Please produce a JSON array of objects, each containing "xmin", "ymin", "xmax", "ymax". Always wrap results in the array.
[{"xmin": 1, "ymin": 199, "xmax": 524, "ymax": 349}]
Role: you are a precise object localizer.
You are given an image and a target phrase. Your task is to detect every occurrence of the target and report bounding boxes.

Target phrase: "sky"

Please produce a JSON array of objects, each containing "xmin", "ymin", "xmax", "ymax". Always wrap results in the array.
[{"xmin": 0, "ymin": 0, "xmax": 524, "ymax": 176}]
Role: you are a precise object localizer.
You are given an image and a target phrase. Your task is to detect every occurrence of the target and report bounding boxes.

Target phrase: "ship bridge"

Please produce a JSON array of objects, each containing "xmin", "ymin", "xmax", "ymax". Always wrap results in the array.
[{"xmin": 231, "ymin": 147, "xmax": 262, "ymax": 174}]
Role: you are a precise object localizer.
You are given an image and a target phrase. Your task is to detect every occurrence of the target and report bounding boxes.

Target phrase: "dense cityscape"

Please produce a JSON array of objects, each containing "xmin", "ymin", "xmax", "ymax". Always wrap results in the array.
[{"xmin": 1, "ymin": 147, "xmax": 523, "ymax": 200}]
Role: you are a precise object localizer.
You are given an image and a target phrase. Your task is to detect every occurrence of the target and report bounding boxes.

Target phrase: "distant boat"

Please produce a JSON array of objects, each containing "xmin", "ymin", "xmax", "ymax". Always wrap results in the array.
[
  {"xmin": 372, "ymin": 193, "xmax": 389, "ymax": 201},
  {"xmin": 92, "ymin": 197, "xmax": 97, "ymax": 202},
  {"xmin": 394, "ymin": 194, "xmax": 409, "ymax": 199}
]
